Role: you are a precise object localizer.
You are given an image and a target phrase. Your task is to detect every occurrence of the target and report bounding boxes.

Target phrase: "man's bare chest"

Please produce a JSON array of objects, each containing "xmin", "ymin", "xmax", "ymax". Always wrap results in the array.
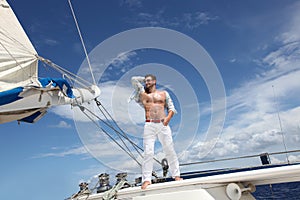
[{"xmin": 142, "ymin": 92, "xmax": 165, "ymax": 104}]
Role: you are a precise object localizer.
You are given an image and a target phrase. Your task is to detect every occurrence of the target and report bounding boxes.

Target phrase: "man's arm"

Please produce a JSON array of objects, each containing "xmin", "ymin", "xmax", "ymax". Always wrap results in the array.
[
  {"xmin": 131, "ymin": 76, "xmax": 145, "ymax": 91},
  {"xmin": 163, "ymin": 91, "xmax": 177, "ymax": 126},
  {"xmin": 165, "ymin": 91, "xmax": 177, "ymax": 114},
  {"xmin": 129, "ymin": 76, "xmax": 145, "ymax": 103},
  {"xmin": 163, "ymin": 110, "xmax": 175, "ymax": 126}
]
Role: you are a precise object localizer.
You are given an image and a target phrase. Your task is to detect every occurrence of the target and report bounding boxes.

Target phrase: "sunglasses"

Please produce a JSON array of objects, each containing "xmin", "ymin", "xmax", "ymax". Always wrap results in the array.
[{"xmin": 144, "ymin": 78, "xmax": 153, "ymax": 82}]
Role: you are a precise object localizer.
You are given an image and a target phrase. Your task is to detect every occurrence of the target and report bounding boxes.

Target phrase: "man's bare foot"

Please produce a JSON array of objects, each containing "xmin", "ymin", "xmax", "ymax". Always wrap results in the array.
[
  {"xmin": 174, "ymin": 176, "xmax": 183, "ymax": 181},
  {"xmin": 141, "ymin": 181, "xmax": 151, "ymax": 189}
]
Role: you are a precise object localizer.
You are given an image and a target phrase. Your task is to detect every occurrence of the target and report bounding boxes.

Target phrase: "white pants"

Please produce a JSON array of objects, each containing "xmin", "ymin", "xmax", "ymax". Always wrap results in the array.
[{"xmin": 142, "ymin": 122, "xmax": 180, "ymax": 183}]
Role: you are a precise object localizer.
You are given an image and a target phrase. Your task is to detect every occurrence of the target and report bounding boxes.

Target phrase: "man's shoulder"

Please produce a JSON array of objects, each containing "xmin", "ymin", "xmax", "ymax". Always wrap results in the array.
[
  {"xmin": 142, "ymin": 90, "xmax": 166, "ymax": 97},
  {"xmin": 156, "ymin": 90, "xmax": 166, "ymax": 93},
  {"xmin": 155, "ymin": 90, "xmax": 167, "ymax": 95}
]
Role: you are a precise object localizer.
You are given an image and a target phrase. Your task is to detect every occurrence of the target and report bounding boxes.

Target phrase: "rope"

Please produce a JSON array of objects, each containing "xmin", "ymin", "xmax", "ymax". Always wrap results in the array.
[
  {"xmin": 68, "ymin": 0, "xmax": 96, "ymax": 86},
  {"xmin": 102, "ymin": 180, "xmax": 129, "ymax": 200}
]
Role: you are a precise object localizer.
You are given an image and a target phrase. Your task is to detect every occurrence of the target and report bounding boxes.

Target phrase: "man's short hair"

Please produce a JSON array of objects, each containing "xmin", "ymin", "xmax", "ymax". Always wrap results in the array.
[{"xmin": 144, "ymin": 74, "xmax": 156, "ymax": 81}]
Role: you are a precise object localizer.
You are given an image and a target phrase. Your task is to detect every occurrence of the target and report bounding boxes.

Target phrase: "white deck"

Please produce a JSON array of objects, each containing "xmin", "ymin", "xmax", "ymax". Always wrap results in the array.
[{"xmin": 74, "ymin": 163, "xmax": 300, "ymax": 200}]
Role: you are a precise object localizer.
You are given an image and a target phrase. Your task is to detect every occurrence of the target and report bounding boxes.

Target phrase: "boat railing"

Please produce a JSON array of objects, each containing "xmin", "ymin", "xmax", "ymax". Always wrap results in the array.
[{"xmin": 180, "ymin": 149, "xmax": 300, "ymax": 167}]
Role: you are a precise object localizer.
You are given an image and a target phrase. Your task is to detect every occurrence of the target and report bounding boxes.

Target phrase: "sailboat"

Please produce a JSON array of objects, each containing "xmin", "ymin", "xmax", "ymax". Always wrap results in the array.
[
  {"xmin": 0, "ymin": 0, "xmax": 100, "ymax": 124},
  {"xmin": 65, "ymin": 154, "xmax": 300, "ymax": 200},
  {"xmin": 1, "ymin": 1, "xmax": 300, "ymax": 199}
]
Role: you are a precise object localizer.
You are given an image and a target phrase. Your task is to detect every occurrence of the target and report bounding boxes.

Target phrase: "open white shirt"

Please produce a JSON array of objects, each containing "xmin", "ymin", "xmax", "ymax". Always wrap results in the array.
[{"xmin": 130, "ymin": 76, "xmax": 177, "ymax": 114}]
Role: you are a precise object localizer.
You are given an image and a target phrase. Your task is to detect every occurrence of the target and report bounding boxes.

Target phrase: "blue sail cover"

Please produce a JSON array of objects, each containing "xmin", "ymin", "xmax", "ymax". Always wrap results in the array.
[
  {"xmin": 0, "ymin": 78, "xmax": 75, "ymax": 123},
  {"xmin": 0, "ymin": 87, "xmax": 23, "ymax": 106},
  {"xmin": 38, "ymin": 77, "xmax": 75, "ymax": 98},
  {"xmin": 18, "ymin": 108, "xmax": 47, "ymax": 123},
  {"xmin": 0, "ymin": 78, "xmax": 74, "ymax": 106}
]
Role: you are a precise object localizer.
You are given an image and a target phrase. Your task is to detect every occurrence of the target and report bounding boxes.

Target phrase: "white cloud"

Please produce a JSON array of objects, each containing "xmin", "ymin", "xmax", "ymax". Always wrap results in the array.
[
  {"xmin": 229, "ymin": 58, "xmax": 236, "ymax": 63},
  {"xmin": 50, "ymin": 39, "xmax": 300, "ymax": 170},
  {"xmin": 50, "ymin": 105, "xmax": 75, "ymax": 120},
  {"xmin": 187, "ymin": 67, "xmax": 300, "ymax": 161},
  {"xmin": 51, "ymin": 80, "xmax": 145, "ymax": 132},
  {"xmin": 133, "ymin": 9, "xmax": 168, "ymax": 27},
  {"xmin": 261, "ymin": 42, "xmax": 300, "ymax": 77},
  {"xmin": 109, "ymin": 51, "xmax": 137, "ymax": 69},
  {"xmin": 120, "ymin": 0, "xmax": 142, "ymax": 8},
  {"xmin": 32, "ymin": 141, "xmax": 131, "ymax": 160},
  {"xmin": 178, "ymin": 3, "xmax": 300, "ymax": 165},
  {"xmin": 182, "ymin": 11, "xmax": 219, "ymax": 29},
  {"xmin": 49, "ymin": 120, "xmax": 72, "ymax": 128},
  {"xmin": 44, "ymin": 38, "xmax": 59, "ymax": 46},
  {"xmin": 73, "ymin": 51, "xmax": 138, "ymax": 85},
  {"xmin": 288, "ymin": 155, "xmax": 300, "ymax": 163},
  {"xmin": 127, "ymin": 10, "xmax": 218, "ymax": 30},
  {"xmin": 49, "ymin": 2, "xmax": 300, "ymax": 171},
  {"xmin": 269, "ymin": 153, "xmax": 300, "ymax": 164},
  {"xmin": 276, "ymin": 1, "xmax": 300, "ymax": 44},
  {"xmin": 33, "ymin": 146, "xmax": 89, "ymax": 159}
]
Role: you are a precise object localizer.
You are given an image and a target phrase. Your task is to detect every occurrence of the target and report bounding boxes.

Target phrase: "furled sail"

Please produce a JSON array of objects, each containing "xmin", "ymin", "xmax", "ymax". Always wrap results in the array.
[
  {"xmin": 0, "ymin": 0, "xmax": 39, "ymax": 92},
  {"xmin": 0, "ymin": 0, "xmax": 100, "ymax": 124}
]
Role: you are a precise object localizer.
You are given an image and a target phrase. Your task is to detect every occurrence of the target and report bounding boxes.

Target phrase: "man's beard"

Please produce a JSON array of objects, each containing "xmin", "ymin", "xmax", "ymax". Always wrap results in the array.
[{"xmin": 145, "ymin": 84, "xmax": 155, "ymax": 93}]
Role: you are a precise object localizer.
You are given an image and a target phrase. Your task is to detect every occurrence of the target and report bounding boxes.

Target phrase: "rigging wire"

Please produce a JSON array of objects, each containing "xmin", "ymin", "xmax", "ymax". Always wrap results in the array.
[
  {"xmin": 95, "ymin": 99, "xmax": 144, "ymax": 159},
  {"xmin": 272, "ymin": 85, "xmax": 290, "ymax": 164},
  {"xmin": 0, "ymin": 20, "xmax": 93, "ymax": 89},
  {"xmin": 95, "ymin": 102, "xmax": 141, "ymax": 160},
  {"xmin": 68, "ymin": 0, "xmax": 97, "ymax": 86},
  {"xmin": 97, "ymin": 100, "xmax": 166, "ymax": 165},
  {"xmin": 80, "ymin": 104, "xmax": 142, "ymax": 165},
  {"xmin": 1, "ymin": 1, "xmax": 98, "ymax": 91},
  {"xmin": 1, "ymin": 4, "xmax": 96, "ymax": 89},
  {"xmin": 95, "ymin": 99, "xmax": 161, "ymax": 164},
  {"xmin": 76, "ymin": 99, "xmax": 162, "ymax": 167},
  {"xmin": 0, "ymin": 29, "xmax": 36, "ymax": 55},
  {"xmin": 38, "ymin": 56, "xmax": 92, "ymax": 89},
  {"xmin": 0, "ymin": 30, "xmax": 35, "ymax": 82},
  {"xmin": 78, "ymin": 104, "xmax": 142, "ymax": 167}
]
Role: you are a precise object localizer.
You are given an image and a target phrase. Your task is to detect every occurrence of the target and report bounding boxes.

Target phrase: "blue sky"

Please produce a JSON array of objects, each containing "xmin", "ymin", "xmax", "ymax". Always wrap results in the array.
[{"xmin": 1, "ymin": 0, "xmax": 300, "ymax": 199}]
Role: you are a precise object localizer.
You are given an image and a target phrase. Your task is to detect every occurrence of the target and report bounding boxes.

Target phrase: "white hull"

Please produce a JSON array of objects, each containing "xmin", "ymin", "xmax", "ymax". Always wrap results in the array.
[{"xmin": 74, "ymin": 163, "xmax": 300, "ymax": 200}]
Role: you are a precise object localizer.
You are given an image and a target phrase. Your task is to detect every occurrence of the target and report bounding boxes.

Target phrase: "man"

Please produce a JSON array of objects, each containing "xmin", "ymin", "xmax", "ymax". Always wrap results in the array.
[{"xmin": 131, "ymin": 74, "xmax": 182, "ymax": 189}]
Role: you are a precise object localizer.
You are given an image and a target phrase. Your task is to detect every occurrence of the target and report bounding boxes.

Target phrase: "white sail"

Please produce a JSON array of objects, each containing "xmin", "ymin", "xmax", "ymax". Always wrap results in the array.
[{"xmin": 0, "ymin": 0, "xmax": 39, "ymax": 92}]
